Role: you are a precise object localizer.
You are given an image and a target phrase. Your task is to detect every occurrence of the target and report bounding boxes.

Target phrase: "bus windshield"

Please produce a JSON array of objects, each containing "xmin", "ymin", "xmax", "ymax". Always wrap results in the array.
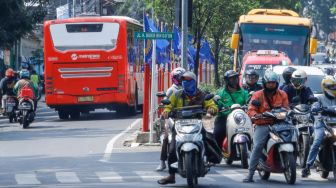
[
  {"xmin": 50, "ymin": 22, "xmax": 120, "ymax": 51},
  {"xmin": 240, "ymin": 24, "xmax": 309, "ymax": 65}
]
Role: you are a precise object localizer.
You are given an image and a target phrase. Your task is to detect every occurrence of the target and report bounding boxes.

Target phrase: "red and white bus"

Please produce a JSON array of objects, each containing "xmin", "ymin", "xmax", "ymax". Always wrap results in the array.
[{"xmin": 44, "ymin": 16, "xmax": 144, "ymax": 119}]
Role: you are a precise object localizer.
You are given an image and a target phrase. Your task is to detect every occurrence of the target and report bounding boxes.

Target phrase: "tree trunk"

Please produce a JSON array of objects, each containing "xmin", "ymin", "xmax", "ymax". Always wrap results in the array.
[
  {"xmin": 194, "ymin": 33, "xmax": 201, "ymax": 78},
  {"xmin": 214, "ymin": 38, "xmax": 221, "ymax": 87}
]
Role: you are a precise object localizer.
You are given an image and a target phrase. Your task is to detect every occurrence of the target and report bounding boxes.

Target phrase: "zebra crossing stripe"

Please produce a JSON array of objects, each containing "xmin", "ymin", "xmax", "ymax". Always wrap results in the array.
[
  {"xmin": 15, "ymin": 173, "xmax": 41, "ymax": 185},
  {"xmin": 134, "ymin": 171, "xmax": 163, "ymax": 181},
  {"xmin": 56, "ymin": 172, "xmax": 80, "ymax": 183},
  {"xmin": 95, "ymin": 171, "xmax": 123, "ymax": 182}
]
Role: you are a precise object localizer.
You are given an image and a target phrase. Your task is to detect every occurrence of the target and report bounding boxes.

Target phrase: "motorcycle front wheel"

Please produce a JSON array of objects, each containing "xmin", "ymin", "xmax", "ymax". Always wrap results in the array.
[
  {"xmin": 258, "ymin": 169, "xmax": 270, "ymax": 180},
  {"xmin": 240, "ymin": 143, "xmax": 249, "ymax": 169},
  {"xmin": 185, "ymin": 151, "xmax": 196, "ymax": 188},
  {"xmin": 299, "ymin": 134, "xmax": 310, "ymax": 168},
  {"xmin": 283, "ymin": 152, "xmax": 296, "ymax": 184}
]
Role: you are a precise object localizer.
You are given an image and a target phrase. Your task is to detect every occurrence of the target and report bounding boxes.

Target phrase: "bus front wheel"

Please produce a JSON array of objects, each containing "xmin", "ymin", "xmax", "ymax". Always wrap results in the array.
[{"xmin": 58, "ymin": 110, "xmax": 69, "ymax": 120}]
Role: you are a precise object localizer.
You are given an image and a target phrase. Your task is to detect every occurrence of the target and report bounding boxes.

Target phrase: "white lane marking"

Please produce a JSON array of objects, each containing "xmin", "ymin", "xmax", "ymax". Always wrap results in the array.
[
  {"xmin": 95, "ymin": 171, "xmax": 123, "ymax": 182},
  {"xmin": 56, "ymin": 172, "xmax": 80, "ymax": 183},
  {"xmin": 15, "ymin": 173, "xmax": 41, "ymax": 185},
  {"xmin": 204, "ymin": 176, "xmax": 216, "ymax": 182},
  {"xmin": 213, "ymin": 169, "xmax": 245, "ymax": 181},
  {"xmin": 100, "ymin": 118, "xmax": 142, "ymax": 162},
  {"xmin": 134, "ymin": 171, "xmax": 163, "ymax": 181}
]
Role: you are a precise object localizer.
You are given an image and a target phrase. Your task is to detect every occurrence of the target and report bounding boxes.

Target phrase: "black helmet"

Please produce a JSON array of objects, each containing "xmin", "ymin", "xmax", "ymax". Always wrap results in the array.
[
  {"xmin": 245, "ymin": 69, "xmax": 259, "ymax": 84},
  {"xmin": 224, "ymin": 70, "xmax": 239, "ymax": 88},
  {"xmin": 282, "ymin": 67, "xmax": 296, "ymax": 84}
]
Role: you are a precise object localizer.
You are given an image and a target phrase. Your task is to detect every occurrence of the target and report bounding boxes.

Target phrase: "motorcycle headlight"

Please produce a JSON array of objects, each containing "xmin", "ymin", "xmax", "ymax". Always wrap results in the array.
[
  {"xmin": 275, "ymin": 112, "xmax": 287, "ymax": 120},
  {"xmin": 294, "ymin": 114, "xmax": 310, "ymax": 124},
  {"xmin": 175, "ymin": 120, "xmax": 202, "ymax": 134},
  {"xmin": 233, "ymin": 112, "xmax": 246, "ymax": 126}
]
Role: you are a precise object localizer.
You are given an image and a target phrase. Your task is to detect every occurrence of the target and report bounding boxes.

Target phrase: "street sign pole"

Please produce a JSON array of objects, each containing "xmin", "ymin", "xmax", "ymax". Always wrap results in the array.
[
  {"xmin": 149, "ymin": 39, "xmax": 156, "ymax": 144},
  {"xmin": 181, "ymin": 0, "xmax": 188, "ymax": 70}
]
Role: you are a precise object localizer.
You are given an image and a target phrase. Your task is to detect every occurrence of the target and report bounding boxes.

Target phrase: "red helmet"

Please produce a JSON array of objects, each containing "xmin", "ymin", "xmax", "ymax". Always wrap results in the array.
[{"xmin": 5, "ymin": 68, "xmax": 14, "ymax": 78}]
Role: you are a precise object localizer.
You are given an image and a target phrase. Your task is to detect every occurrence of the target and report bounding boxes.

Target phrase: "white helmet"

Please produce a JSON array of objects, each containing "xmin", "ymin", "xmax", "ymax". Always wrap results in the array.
[
  {"xmin": 291, "ymin": 69, "xmax": 307, "ymax": 89},
  {"xmin": 170, "ymin": 67, "xmax": 186, "ymax": 85}
]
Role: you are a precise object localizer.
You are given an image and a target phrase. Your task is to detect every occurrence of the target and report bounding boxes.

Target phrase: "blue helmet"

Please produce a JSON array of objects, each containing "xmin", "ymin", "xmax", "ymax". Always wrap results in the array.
[{"xmin": 20, "ymin": 70, "xmax": 30, "ymax": 79}]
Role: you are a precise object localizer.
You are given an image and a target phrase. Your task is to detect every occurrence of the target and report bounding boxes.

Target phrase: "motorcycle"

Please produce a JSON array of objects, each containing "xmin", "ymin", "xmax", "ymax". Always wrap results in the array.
[
  {"xmin": 161, "ymin": 94, "xmax": 221, "ymax": 188},
  {"xmin": 252, "ymin": 100, "xmax": 298, "ymax": 184},
  {"xmin": 290, "ymin": 96, "xmax": 317, "ymax": 168},
  {"xmin": 2, "ymin": 95, "xmax": 17, "ymax": 123},
  {"xmin": 314, "ymin": 106, "xmax": 336, "ymax": 180},
  {"xmin": 214, "ymin": 95, "xmax": 252, "ymax": 168},
  {"xmin": 17, "ymin": 87, "xmax": 35, "ymax": 128}
]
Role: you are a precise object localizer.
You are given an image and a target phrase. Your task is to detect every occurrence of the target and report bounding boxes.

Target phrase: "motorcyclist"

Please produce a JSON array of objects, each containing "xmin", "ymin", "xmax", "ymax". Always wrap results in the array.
[
  {"xmin": 214, "ymin": 70, "xmax": 249, "ymax": 149},
  {"xmin": 14, "ymin": 70, "xmax": 38, "ymax": 110},
  {"xmin": 157, "ymin": 71, "xmax": 218, "ymax": 185},
  {"xmin": 279, "ymin": 66, "xmax": 296, "ymax": 90},
  {"xmin": 283, "ymin": 69, "xmax": 314, "ymax": 105},
  {"xmin": 156, "ymin": 67, "xmax": 185, "ymax": 171},
  {"xmin": 301, "ymin": 76, "xmax": 336, "ymax": 177},
  {"xmin": 243, "ymin": 69, "xmax": 263, "ymax": 93},
  {"xmin": 243, "ymin": 70, "xmax": 289, "ymax": 183},
  {"xmin": 0, "ymin": 68, "xmax": 17, "ymax": 114}
]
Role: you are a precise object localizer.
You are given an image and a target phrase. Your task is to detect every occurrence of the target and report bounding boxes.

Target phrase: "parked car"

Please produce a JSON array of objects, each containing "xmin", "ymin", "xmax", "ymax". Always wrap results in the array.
[{"xmin": 272, "ymin": 65, "xmax": 325, "ymax": 96}]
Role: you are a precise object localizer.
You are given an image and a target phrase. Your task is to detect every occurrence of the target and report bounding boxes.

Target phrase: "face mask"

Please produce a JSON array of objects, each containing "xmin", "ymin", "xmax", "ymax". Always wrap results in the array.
[
  {"xmin": 228, "ymin": 77, "xmax": 239, "ymax": 88},
  {"xmin": 182, "ymin": 79, "xmax": 197, "ymax": 96}
]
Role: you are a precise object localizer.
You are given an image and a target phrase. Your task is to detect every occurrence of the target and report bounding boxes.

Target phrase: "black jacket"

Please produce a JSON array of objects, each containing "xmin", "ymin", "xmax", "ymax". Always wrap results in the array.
[
  {"xmin": 0, "ymin": 77, "xmax": 16, "ymax": 96},
  {"xmin": 243, "ymin": 83, "xmax": 263, "ymax": 93},
  {"xmin": 283, "ymin": 84, "xmax": 314, "ymax": 105}
]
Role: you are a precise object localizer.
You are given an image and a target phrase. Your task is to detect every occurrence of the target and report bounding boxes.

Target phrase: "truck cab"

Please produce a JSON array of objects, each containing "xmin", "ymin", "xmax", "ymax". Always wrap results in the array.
[{"xmin": 239, "ymin": 50, "xmax": 292, "ymax": 86}]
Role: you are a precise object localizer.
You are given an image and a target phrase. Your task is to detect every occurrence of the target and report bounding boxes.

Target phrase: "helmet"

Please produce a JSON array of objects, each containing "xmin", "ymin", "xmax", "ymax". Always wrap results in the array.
[
  {"xmin": 181, "ymin": 71, "xmax": 197, "ymax": 96},
  {"xmin": 170, "ymin": 67, "xmax": 186, "ymax": 85},
  {"xmin": 291, "ymin": 70, "xmax": 307, "ymax": 89},
  {"xmin": 321, "ymin": 76, "xmax": 336, "ymax": 98},
  {"xmin": 245, "ymin": 69, "xmax": 259, "ymax": 84},
  {"xmin": 282, "ymin": 67, "xmax": 296, "ymax": 84},
  {"xmin": 19, "ymin": 70, "xmax": 30, "ymax": 79},
  {"xmin": 5, "ymin": 68, "xmax": 14, "ymax": 78},
  {"xmin": 262, "ymin": 70, "xmax": 279, "ymax": 92},
  {"xmin": 224, "ymin": 70, "xmax": 239, "ymax": 88}
]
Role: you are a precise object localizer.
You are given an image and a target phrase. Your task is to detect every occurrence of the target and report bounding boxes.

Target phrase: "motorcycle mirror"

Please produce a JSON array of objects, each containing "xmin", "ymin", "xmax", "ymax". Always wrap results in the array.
[
  {"xmin": 161, "ymin": 99, "xmax": 171, "ymax": 105},
  {"xmin": 308, "ymin": 96, "xmax": 318, "ymax": 103},
  {"xmin": 251, "ymin": 100, "xmax": 261, "ymax": 107},
  {"xmin": 156, "ymin": 92, "xmax": 166, "ymax": 98},
  {"xmin": 213, "ymin": 95, "xmax": 221, "ymax": 102},
  {"xmin": 204, "ymin": 94, "xmax": 214, "ymax": 101},
  {"xmin": 292, "ymin": 96, "xmax": 300, "ymax": 103},
  {"xmin": 249, "ymin": 91, "xmax": 255, "ymax": 96}
]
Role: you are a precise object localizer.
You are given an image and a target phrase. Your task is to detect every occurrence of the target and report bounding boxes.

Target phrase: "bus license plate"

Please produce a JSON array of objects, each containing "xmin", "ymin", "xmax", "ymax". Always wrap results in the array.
[{"xmin": 78, "ymin": 96, "xmax": 93, "ymax": 102}]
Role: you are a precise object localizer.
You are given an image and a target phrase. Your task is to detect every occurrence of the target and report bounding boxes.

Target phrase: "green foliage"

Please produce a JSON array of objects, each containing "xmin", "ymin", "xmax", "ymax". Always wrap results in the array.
[
  {"xmin": 114, "ymin": 0, "xmax": 145, "ymax": 21},
  {"xmin": 198, "ymin": 82, "xmax": 218, "ymax": 94},
  {"xmin": 0, "ymin": 0, "xmax": 47, "ymax": 48}
]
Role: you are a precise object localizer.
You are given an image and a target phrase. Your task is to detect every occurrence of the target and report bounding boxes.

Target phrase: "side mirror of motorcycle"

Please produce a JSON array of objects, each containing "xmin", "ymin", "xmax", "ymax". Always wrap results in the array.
[
  {"xmin": 308, "ymin": 96, "xmax": 318, "ymax": 103},
  {"xmin": 292, "ymin": 96, "xmax": 300, "ymax": 103},
  {"xmin": 161, "ymin": 99, "xmax": 171, "ymax": 105},
  {"xmin": 204, "ymin": 94, "xmax": 214, "ymax": 101},
  {"xmin": 156, "ymin": 92, "xmax": 166, "ymax": 98},
  {"xmin": 249, "ymin": 91, "xmax": 255, "ymax": 96},
  {"xmin": 251, "ymin": 100, "xmax": 261, "ymax": 107},
  {"xmin": 213, "ymin": 95, "xmax": 221, "ymax": 102}
]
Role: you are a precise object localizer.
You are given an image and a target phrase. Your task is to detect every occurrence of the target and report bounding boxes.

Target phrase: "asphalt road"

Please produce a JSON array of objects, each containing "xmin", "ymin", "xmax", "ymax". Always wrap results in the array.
[{"xmin": 0, "ymin": 100, "xmax": 335, "ymax": 188}]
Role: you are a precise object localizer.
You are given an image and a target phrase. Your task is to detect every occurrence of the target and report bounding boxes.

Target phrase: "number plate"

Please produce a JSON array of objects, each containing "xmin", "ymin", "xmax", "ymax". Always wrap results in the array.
[{"xmin": 78, "ymin": 96, "xmax": 93, "ymax": 102}]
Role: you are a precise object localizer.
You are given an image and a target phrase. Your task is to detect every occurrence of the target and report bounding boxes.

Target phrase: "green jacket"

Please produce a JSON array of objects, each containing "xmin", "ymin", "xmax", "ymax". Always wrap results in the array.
[{"xmin": 216, "ymin": 87, "xmax": 249, "ymax": 116}]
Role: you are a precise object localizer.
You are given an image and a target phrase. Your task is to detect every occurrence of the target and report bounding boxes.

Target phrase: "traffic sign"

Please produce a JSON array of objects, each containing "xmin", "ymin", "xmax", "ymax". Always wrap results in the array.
[{"xmin": 135, "ymin": 32, "xmax": 173, "ymax": 40}]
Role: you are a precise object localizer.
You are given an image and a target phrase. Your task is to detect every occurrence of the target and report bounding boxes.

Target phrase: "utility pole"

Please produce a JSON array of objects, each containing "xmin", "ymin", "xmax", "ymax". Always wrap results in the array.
[
  {"xmin": 181, "ymin": 0, "xmax": 188, "ymax": 69},
  {"xmin": 73, "ymin": 0, "xmax": 75, "ymax": 17}
]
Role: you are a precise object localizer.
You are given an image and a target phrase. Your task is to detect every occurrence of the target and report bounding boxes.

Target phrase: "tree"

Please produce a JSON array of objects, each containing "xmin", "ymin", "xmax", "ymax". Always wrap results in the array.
[
  {"xmin": 0, "ymin": 0, "xmax": 47, "ymax": 48},
  {"xmin": 206, "ymin": 0, "xmax": 258, "ymax": 87}
]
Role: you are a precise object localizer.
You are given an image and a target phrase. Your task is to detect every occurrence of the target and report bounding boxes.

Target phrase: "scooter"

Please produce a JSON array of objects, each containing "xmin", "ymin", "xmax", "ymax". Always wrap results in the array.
[
  {"xmin": 2, "ymin": 95, "xmax": 17, "ymax": 123},
  {"xmin": 252, "ymin": 100, "xmax": 298, "ymax": 184},
  {"xmin": 17, "ymin": 87, "xmax": 35, "ymax": 129},
  {"xmin": 290, "ymin": 96, "xmax": 317, "ymax": 168},
  {"xmin": 161, "ymin": 94, "xmax": 221, "ymax": 188},
  {"xmin": 214, "ymin": 95, "xmax": 253, "ymax": 169},
  {"xmin": 314, "ymin": 106, "xmax": 336, "ymax": 180}
]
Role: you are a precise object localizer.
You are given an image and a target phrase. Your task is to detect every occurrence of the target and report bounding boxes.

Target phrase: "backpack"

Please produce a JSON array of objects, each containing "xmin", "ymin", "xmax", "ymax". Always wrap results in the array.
[{"xmin": 19, "ymin": 85, "xmax": 35, "ymax": 99}]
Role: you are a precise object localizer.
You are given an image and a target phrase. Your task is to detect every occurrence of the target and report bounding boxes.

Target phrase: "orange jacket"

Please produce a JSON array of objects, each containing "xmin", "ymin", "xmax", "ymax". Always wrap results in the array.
[{"xmin": 247, "ymin": 89, "xmax": 289, "ymax": 126}]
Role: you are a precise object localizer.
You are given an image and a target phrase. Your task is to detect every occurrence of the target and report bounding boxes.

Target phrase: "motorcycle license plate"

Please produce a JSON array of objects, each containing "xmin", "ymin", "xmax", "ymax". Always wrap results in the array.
[
  {"xmin": 78, "ymin": 96, "xmax": 93, "ymax": 102},
  {"xmin": 235, "ymin": 127, "xmax": 249, "ymax": 133}
]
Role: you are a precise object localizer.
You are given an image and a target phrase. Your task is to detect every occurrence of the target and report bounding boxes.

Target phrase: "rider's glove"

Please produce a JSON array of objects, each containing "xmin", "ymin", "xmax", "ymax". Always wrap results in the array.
[
  {"xmin": 162, "ymin": 111, "xmax": 169, "ymax": 119},
  {"xmin": 207, "ymin": 108, "xmax": 216, "ymax": 115}
]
